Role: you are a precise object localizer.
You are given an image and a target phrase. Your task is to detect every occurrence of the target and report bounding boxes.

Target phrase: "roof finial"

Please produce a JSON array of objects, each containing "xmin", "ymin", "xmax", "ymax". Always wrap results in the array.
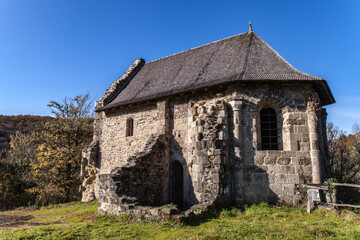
[{"xmin": 248, "ymin": 21, "xmax": 253, "ymax": 32}]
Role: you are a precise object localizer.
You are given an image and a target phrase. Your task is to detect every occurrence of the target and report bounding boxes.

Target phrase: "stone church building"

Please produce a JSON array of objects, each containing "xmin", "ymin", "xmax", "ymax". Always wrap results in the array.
[{"xmin": 81, "ymin": 27, "xmax": 335, "ymax": 217}]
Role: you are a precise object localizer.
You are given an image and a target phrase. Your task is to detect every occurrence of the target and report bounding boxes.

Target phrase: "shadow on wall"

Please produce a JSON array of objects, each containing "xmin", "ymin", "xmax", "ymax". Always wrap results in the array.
[
  {"xmin": 102, "ymin": 99, "xmax": 282, "ymax": 212},
  {"xmin": 170, "ymin": 136, "xmax": 198, "ymax": 210},
  {"xmin": 110, "ymin": 133, "xmax": 168, "ymax": 206},
  {"xmin": 227, "ymin": 101, "xmax": 279, "ymax": 205}
]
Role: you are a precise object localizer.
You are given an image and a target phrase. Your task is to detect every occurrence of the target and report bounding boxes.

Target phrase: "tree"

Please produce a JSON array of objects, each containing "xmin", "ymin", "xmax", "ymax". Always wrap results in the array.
[
  {"xmin": 0, "ymin": 132, "xmax": 37, "ymax": 210},
  {"xmin": 31, "ymin": 94, "xmax": 93, "ymax": 205},
  {"xmin": 327, "ymin": 122, "xmax": 360, "ymax": 183}
]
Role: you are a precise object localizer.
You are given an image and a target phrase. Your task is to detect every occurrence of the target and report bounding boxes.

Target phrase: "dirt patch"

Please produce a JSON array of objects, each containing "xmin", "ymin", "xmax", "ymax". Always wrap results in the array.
[
  {"xmin": 0, "ymin": 214, "xmax": 33, "ymax": 227},
  {"xmin": 0, "ymin": 214, "xmax": 62, "ymax": 229}
]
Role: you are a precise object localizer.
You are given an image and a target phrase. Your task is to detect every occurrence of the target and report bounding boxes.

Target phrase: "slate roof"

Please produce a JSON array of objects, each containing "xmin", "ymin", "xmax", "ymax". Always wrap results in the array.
[{"xmin": 100, "ymin": 31, "xmax": 334, "ymax": 110}]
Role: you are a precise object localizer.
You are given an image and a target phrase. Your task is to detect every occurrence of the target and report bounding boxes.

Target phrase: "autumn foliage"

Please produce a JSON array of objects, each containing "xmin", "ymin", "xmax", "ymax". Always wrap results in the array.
[
  {"xmin": 0, "ymin": 115, "xmax": 51, "ymax": 157},
  {"xmin": 0, "ymin": 94, "xmax": 93, "ymax": 210},
  {"xmin": 327, "ymin": 122, "xmax": 360, "ymax": 184}
]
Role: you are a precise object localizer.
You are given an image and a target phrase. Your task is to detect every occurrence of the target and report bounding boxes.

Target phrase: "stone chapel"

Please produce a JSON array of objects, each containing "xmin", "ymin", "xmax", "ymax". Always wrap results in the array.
[{"xmin": 81, "ymin": 27, "xmax": 335, "ymax": 217}]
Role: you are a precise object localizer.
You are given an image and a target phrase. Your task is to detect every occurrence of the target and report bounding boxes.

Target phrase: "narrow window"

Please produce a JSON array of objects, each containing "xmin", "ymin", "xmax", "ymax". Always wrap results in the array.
[
  {"xmin": 126, "ymin": 118, "xmax": 133, "ymax": 136},
  {"xmin": 260, "ymin": 108, "xmax": 278, "ymax": 150}
]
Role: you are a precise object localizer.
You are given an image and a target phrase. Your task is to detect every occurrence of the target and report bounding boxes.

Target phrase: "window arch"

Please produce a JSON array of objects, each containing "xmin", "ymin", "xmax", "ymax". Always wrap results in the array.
[
  {"xmin": 260, "ymin": 108, "xmax": 278, "ymax": 150},
  {"xmin": 126, "ymin": 118, "xmax": 134, "ymax": 137}
]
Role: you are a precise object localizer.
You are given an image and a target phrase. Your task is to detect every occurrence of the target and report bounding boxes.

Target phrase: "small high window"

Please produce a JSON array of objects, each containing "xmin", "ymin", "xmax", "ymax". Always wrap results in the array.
[
  {"xmin": 260, "ymin": 108, "xmax": 278, "ymax": 150},
  {"xmin": 126, "ymin": 118, "xmax": 134, "ymax": 137}
]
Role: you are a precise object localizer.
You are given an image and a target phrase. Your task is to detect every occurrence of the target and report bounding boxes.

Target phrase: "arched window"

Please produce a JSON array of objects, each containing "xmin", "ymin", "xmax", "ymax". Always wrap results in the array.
[
  {"xmin": 260, "ymin": 108, "xmax": 278, "ymax": 150},
  {"xmin": 126, "ymin": 118, "xmax": 134, "ymax": 137}
]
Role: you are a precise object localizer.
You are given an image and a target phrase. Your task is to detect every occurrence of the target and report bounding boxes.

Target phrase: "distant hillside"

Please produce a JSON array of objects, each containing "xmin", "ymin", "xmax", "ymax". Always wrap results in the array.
[{"xmin": 0, "ymin": 115, "xmax": 52, "ymax": 152}]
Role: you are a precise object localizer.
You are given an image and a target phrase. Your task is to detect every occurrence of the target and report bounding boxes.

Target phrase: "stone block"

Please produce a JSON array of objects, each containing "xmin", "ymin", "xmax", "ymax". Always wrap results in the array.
[
  {"xmin": 252, "ymin": 183, "xmax": 267, "ymax": 195},
  {"xmin": 255, "ymin": 150, "xmax": 267, "ymax": 159},
  {"xmin": 279, "ymin": 195, "xmax": 294, "ymax": 204},
  {"xmin": 254, "ymin": 156, "xmax": 264, "ymax": 165},
  {"xmin": 213, "ymin": 155, "xmax": 221, "ymax": 164},
  {"xmin": 253, "ymin": 173, "xmax": 264, "ymax": 183},
  {"xmin": 298, "ymin": 157, "xmax": 311, "ymax": 165},
  {"xmin": 196, "ymin": 133, "xmax": 203, "ymax": 141},
  {"xmin": 276, "ymin": 157, "xmax": 291, "ymax": 165},
  {"xmin": 264, "ymin": 156, "xmax": 276, "ymax": 165},
  {"xmin": 198, "ymin": 106, "xmax": 206, "ymax": 114},
  {"xmin": 285, "ymin": 151, "xmax": 296, "ymax": 157},
  {"xmin": 296, "ymin": 151, "xmax": 310, "ymax": 158},
  {"xmin": 267, "ymin": 150, "xmax": 282, "ymax": 157},
  {"xmin": 180, "ymin": 129, "xmax": 187, "ymax": 137},
  {"xmin": 213, "ymin": 149, "xmax": 222, "ymax": 155},
  {"xmin": 193, "ymin": 181, "xmax": 202, "ymax": 191},
  {"xmin": 192, "ymin": 164, "xmax": 202, "ymax": 173},
  {"xmin": 192, "ymin": 172, "xmax": 202, "ymax": 181},
  {"xmin": 211, "ymin": 174, "xmax": 220, "ymax": 183},
  {"xmin": 267, "ymin": 165, "xmax": 281, "ymax": 175},
  {"xmin": 218, "ymin": 131, "xmax": 225, "ymax": 140},
  {"xmin": 301, "ymin": 134, "xmax": 309, "ymax": 142},
  {"xmin": 300, "ymin": 112, "xmax": 307, "ymax": 119},
  {"xmin": 285, "ymin": 175, "xmax": 300, "ymax": 184},
  {"xmin": 269, "ymin": 184, "xmax": 282, "ymax": 195},
  {"xmin": 282, "ymin": 184, "xmax": 295, "ymax": 196},
  {"xmin": 255, "ymin": 193, "xmax": 269, "ymax": 203},
  {"xmin": 301, "ymin": 165, "xmax": 312, "ymax": 175},
  {"xmin": 274, "ymin": 174, "xmax": 286, "ymax": 184},
  {"xmin": 286, "ymin": 118, "xmax": 305, "ymax": 125},
  {"xmin": 244, "ymin": 194, "xmax": 255, "ymax": 203},
  {"xmin": 297, "ymin": 126, "xmax": 308, "ymax": 133},
  {"xmin": 217, "ymin": 117, "xmax": 225, "ymax": 124},
  {"xmin": 244, "ymin": 173, "xmax": 252, "ymax": 182},
  {"xmin": 195, "ymin": 150, "xmax": 202, "ymax": 156},
  {"xmin": 234, "ymin": 172, "xmax": 243, "ymax": 182},
  {"xmin": 258, "ymin": 165, "xmax": 268, "ymax": 172},
  {"xmin": 207, "ymin": 148, "xmax": 215, "ymax": 156},
  {"xmin": 197, "ymin": 155, "xmax": 208, "ymax": 165},
  {"xmin": 281, "ymin": 166, "xmax": 295, "ymax": 174},
  {"xmin": 268, "ymin": 174, "xmax": 275, "ymax": 183}
]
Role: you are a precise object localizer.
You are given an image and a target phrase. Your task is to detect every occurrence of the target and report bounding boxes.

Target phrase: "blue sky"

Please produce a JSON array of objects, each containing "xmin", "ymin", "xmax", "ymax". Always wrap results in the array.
[{"xmin": 0, "ymin": 0, "xmax": 359, "ymax": 133}]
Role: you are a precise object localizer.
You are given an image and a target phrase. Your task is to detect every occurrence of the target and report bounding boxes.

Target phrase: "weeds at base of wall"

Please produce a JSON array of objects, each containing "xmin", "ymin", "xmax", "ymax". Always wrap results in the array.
[{"xmin": 325, "ymin": 178, "xmax": 337, "ymax": 203}]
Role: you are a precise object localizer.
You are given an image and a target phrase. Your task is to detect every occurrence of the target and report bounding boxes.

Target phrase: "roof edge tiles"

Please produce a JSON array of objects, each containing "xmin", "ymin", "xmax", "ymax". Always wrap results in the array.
[{"xmin": 97, "ymin": 31, "xmax": 334, "ymax": 111}]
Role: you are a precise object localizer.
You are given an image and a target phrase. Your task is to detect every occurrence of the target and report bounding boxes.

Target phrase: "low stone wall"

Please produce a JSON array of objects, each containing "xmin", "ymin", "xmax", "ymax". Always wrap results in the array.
[{"xmin": 98, "ymin": 133, "xmax": 168, "ymax": 215}]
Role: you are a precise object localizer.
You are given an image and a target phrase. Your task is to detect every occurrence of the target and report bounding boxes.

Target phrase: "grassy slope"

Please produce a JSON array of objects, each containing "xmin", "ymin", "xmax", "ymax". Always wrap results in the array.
[{"xmin": 1, "ymin": 201, "xmax": 360, "ymax": 239}]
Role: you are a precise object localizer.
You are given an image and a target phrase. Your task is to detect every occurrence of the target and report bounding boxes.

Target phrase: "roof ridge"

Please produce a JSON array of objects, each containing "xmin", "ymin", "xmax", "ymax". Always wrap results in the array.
[
  {"xmin": 241, "ymin": 31, "xmax": 254, "ymax": 79},
  {"xmin": 147, "ymin": 31, "xmax": 249, "ymax": 64},
  {"xmin": 251, "ymin": 33, "xmax": 322, "ymax": 79}
]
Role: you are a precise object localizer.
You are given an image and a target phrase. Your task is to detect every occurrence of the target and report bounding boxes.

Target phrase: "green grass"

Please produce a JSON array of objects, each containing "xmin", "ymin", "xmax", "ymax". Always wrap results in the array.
[{"xmin": 1, "ymin": 201, "xmax": 360, "ymax": 239}]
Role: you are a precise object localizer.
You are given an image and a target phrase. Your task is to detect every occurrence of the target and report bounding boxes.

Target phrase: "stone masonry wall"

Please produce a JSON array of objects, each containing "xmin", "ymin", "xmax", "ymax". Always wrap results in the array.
[
  {"xmin": 169, "ymin": 98, "xmax": 195, "ymax": 208},
  {"xmin": 86, "ymin": 81, "xmax": 330, "ymax": 218},
  {"xmin": 99, "ymin": 103, "xmax": 159, "ymax": 174},
  {"xmin": 227, "ymin": 84, "xmax": 320, "ymax": 205},
  {"xmin": 170, "ymin": 83, "xmax": 326, "ymax": 206},
  {"xmin": 81, "ymin": 141, "xmax": 99, "ymax": 202},
  {"xmin": 187, "ymin": 99, "xmax": 231, "ymax": 206},
  {"xmin": 98, "ymin": 133, "xmax": 168, "ymax": 215}
]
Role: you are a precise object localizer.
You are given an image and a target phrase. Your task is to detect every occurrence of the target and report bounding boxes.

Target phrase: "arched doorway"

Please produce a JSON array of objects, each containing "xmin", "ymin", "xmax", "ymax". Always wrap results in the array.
[{"xmin": 170, "ymin": 160, "xmax": 184, "ymax": 208}]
